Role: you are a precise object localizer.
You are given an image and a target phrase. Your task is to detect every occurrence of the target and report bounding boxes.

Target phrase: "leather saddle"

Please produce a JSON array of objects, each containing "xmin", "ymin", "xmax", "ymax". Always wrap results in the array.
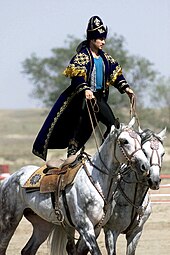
[{"xmin": 23, "ymin": 154, "xmax": 84, "ymax": 193}]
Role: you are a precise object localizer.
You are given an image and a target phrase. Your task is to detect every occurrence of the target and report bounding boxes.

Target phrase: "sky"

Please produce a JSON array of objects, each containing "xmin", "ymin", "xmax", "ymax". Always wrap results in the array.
[{"xmin": 0, "ymin": 0, "xmax": 170, "ymax": 109}]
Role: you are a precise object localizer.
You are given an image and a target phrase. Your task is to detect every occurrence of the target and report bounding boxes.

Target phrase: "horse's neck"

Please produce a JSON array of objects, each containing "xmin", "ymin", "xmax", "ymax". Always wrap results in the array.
[
  {"xmin": 89, "ymin": 140, "xmax": 118, "ymax": 195},
  {"xmin": 121, "ymin": 172, "xmax": 148, "ymax": 205},
  {"xmin": 92, "ymin": 140, "xmax": 118, "ymax": 175}
]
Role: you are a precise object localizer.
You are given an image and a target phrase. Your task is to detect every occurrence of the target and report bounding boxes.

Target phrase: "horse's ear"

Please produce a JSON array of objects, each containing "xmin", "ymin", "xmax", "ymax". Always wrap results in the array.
[
  {"xmin": 111, "ymin": 125, "xmax": 115, "ymax": 133},
  {"xmin": 128, "ymin": 117, "xmax": 135, "ymax": 128},
  {"xmin": 156, "ymin": 127, "xmax": 167, "ymax": 141},
  {"xmin": 138, "ymin": 126, "xmax": 143, "ymax": 133}
]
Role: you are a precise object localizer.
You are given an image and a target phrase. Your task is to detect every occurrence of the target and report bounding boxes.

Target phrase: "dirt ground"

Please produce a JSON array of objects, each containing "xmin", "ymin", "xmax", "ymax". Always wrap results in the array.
[{"xmin": 6, "ymin": 182, "xmax": 170, "ymax": 255}]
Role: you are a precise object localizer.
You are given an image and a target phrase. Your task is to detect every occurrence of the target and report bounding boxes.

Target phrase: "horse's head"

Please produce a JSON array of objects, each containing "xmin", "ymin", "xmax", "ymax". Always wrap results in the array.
[
  {"xmin": 139, "ymin": 127, "xmax": 166, "ymax": 190},
  {"xmin": 110, "ymin": 117, "xmax": 150, "ymax": 176}
]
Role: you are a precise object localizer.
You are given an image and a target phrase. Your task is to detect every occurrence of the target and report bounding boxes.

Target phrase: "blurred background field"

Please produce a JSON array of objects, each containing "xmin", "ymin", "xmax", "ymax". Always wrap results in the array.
[{"xmin": 0, "ymin": 108, "xmax": 169, "ymax": 174}]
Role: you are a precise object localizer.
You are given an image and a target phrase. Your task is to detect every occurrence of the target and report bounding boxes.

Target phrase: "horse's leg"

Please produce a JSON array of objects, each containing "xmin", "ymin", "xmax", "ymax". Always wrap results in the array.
[
  {"xmin": 75, "ymin": 221, "xmax": 102, "ymax": 255},
  {"xmin": 0, "ymin": 182, "xmax": 24, "ymax": 255},
  {"xmin": 21, "ymin": 209, "xmax": 53, "ymax": 255},
  {"xmin": 75, "ymin": 227, "xmax": 101, "ymax": 255},
  {"xmin": 75, "ymin": 237, "xmax": 89, "ymax": 255},
  {"xmin": 76, "ymin": 234, "xmax": 101, "ymax": 255},
  {"xmin": 126, "ymin": 204, "xmax": 151, "ymax": 255},
  {"xmin": 66, "ymin": 235, "xmax": 77, "ymax": 255},
  {"xmin": 0, "ymin": 213, "xmax": 23, "ymax": 255},
  {"xmin": 104, "ymin": 227, "xmax": 119, "ymax": 255},
  {"xmin": 126, "ymin": 228, "xmax": 143, "ymax": 255}
]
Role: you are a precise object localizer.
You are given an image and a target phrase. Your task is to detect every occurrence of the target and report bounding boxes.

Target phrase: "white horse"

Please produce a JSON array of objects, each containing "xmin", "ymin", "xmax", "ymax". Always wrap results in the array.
[
  {"xmin": 103, "ymin": 127, "xmax": 166, "ymax": 255},
  {"xmin": 0, "ymin": 118, "xmax": 150, "ymax": 255},
  {"xmin": 73, "ymin": 127, "xmax": 166, "ymax": 255}
]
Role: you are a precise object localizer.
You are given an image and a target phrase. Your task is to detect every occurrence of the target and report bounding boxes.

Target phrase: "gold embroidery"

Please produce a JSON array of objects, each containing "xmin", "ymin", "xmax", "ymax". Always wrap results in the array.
[
  {"xmin": 33, "ymin": 84, "xmax": 89, "ymax": 160},
  {"xmin": 73, "ymin": 53, "xmax": 89, "ymax": 66},
  {"xmin": 94, "ymin": 17, "xmax": 101, "ymax": 26},
  {"xmin": 98, "ymin": 28, "xmax": 105, "ymax": 34},
  {"xmin": 63, "ymin": 53, "xmax": 89, "ymax": 81},
  {"xmin": 88, "ymin": 25, "xmax": 104, "ymax": 31},
  {"xmin": 110, "ymin": 65, "xmax": 122, "ymax": 84},
  {"xmin": 63, "ymin": 65, "xmax": 87, "ymax": 80},
  {"xmin": 104, "ymin": 53, "xmax": 116, "ymax": 63}
]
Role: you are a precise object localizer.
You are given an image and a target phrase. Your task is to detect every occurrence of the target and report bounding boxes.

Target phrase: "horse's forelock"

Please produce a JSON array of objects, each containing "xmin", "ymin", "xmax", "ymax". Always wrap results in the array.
[
  {"xmin": 141, "ymin": 129, "xmax": 163, "ymax": 144},
  {"xmin": 141, "ymin": 129, "xmax": 153, "ymax": 143}
]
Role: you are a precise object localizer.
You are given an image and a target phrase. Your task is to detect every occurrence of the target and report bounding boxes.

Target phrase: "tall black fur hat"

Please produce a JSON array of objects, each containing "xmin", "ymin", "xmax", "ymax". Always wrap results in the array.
[{"xmin": 86, "ymin": 16, "xmax": 108, "ymax": 40}]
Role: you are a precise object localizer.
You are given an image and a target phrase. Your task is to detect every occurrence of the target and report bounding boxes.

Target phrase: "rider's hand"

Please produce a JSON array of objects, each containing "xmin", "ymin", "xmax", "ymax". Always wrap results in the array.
[
  {"xmin": 85, "ymin": 89, "xmax": 95, "ymax": 100},
  {"xmin": 125, "ymin": 87, "xmax": 135, "ymax": 100}
]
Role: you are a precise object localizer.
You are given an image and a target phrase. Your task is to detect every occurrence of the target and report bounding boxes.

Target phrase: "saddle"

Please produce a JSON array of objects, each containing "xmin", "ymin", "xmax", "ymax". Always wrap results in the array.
[
  {"xmin": 23, "ymin": 154, "xmax": 88, "ymax": 222},
  {"xmin": 23, "ymin": 154, "xmax": 83, "ymax": 193}
]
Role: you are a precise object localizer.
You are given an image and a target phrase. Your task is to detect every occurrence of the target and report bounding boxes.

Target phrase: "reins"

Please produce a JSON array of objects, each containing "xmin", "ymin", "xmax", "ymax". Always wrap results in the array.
[
  {"xmin": 85, "ymin": 98, "xmax": 104, "ymax": 149},
  {"xmin": 117, "ymin": 177, "xmax": 142, "ymax": 211},
  {"xmin": 129, "ymin": 95, "xmax": 140, "ymax": 128},
  {"xmin": 85, "ymin": 93, "xmax": 141, "ymax": 154},
  {"xmin": 82, "ymin": 150, "xmax": 117, "ymax": 176},
  {"xmin": 85, "ymin": 97, "xmax": 143, "ymax": 173},
  {"xmin": 85, "ymin": 98, "xmax": 111, "ymax": 175}
]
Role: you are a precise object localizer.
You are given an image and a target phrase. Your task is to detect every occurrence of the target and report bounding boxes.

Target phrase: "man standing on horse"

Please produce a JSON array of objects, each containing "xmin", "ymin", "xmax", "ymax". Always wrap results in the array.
[{"xmin": 32, "ymin": 16, "xmax": 135, "ymax": 161}]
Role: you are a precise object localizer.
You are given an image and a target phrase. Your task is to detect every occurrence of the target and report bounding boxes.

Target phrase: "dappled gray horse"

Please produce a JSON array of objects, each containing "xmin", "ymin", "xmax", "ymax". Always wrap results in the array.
[
  {"xmin": 103, "ymin": 127, "xmax": 166, "ymax": 255},
  {"xmin": 0, "ymin": 118, "xmax": 150, "ymax": 255}
]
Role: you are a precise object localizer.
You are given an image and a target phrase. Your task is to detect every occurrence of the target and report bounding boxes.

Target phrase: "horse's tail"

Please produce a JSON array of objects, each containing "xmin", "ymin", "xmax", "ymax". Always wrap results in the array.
[{"xmin": 49, "ymin": 224, "xmax": 67, "ymax": 255}]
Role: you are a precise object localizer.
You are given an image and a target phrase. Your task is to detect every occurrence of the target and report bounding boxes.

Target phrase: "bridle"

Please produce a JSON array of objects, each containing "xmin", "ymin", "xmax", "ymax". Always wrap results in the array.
[
  {"xmin": 148, "ymin": 137, "xmax": 162, "ymax": 170},
  {"xmin": 115, "ymin": 127, "xmax": 143, "ymax": 165},
  {"xmin": 119, "ymin": 133, "xmax": 163, "ymax": 186},
  {"xmin": 116, "ymin": 134, "xmax": 163, "ymax": 234}
]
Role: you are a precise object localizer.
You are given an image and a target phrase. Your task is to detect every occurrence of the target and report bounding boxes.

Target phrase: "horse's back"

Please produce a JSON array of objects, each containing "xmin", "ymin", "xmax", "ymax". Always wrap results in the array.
[
  {"xmin": 3, "ymin": 165, "xmax": 39, "ymax": 185},
  {"xmin": 0, "ymin": 165, "xmax": 39, "ymax": 206},
  {"xmin": 18, "ymin": 165, "xmax": 40, "ymax": 186}
]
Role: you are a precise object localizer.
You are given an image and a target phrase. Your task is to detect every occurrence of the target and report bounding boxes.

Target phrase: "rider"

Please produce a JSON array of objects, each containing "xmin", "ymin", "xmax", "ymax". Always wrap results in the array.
[{"xmin": 32, "ymin": 16, "xmax": 135, "ymax": 161}]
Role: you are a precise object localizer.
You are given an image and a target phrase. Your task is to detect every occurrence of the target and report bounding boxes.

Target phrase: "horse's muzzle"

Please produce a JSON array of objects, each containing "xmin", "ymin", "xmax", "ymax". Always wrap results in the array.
[
  {"xmin": 132, "ymin": 158, "xmax": 150, "ymax": 176},
  {"xmin": 148, "ymin": 177, "xmax": 161, "ymax": 190}
]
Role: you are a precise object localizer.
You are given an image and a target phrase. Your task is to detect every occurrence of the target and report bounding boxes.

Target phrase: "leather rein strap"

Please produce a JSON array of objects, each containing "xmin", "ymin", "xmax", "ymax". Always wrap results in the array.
[
  {"xmin": 85, "ymin": 99, "xmax": 142, "ymax": 170},
  {"xmin": 130, "ymin": 95, "xmax": 140, "ymax": 128}
]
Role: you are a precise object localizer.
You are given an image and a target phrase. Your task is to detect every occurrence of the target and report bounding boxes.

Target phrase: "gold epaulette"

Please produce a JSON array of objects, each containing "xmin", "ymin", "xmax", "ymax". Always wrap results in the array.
[{"xmin": 63, "ymin": 65, "xmax": 87, "ymax": 81}]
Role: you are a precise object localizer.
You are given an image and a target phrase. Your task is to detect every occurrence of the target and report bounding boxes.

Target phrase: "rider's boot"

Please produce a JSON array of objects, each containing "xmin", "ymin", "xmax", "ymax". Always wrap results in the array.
[{"xmin": 67, "ymin": 139, "xmax": 78, "ymax": 158}]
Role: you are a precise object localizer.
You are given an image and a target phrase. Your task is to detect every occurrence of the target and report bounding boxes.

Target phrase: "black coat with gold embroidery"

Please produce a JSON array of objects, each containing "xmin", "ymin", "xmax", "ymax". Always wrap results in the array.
[{"xmin": 32, "ymin": 47, "xmax": 129, "ymax": 160}]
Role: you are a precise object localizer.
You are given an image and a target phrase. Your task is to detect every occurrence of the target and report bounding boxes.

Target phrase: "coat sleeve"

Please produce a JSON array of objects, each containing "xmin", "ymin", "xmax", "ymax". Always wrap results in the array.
[
  {"xmin": 104, "ymin": 53, "xmax": 130, "ymax": 94},
  {"xmin": 63, "ymin": 52, "xmax": 90, "ymax": 88}
]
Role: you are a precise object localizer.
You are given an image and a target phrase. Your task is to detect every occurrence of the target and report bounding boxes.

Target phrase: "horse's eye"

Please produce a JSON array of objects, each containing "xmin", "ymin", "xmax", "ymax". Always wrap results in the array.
[{"xmin": 119, "ymin": 138, "xmax": 128, "ymax": 145}]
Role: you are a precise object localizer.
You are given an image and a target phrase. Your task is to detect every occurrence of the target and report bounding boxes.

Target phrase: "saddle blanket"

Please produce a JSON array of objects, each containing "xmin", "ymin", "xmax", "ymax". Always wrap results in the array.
[{"xmin": 23, "ymin": 161, "xmax": 83, "ymax": 193}]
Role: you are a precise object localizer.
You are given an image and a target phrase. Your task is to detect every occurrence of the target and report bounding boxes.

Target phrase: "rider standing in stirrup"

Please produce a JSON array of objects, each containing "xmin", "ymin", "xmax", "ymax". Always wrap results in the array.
[{"xmin": 32, "ymin": 16, "xmax": 135, "ymax": 161}]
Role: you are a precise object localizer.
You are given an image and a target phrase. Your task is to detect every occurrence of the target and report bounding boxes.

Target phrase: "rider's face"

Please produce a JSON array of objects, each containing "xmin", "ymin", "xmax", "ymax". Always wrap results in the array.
[{"xmin": 91, "ymin": 38, "xmax": 106, "ymax": 50}]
